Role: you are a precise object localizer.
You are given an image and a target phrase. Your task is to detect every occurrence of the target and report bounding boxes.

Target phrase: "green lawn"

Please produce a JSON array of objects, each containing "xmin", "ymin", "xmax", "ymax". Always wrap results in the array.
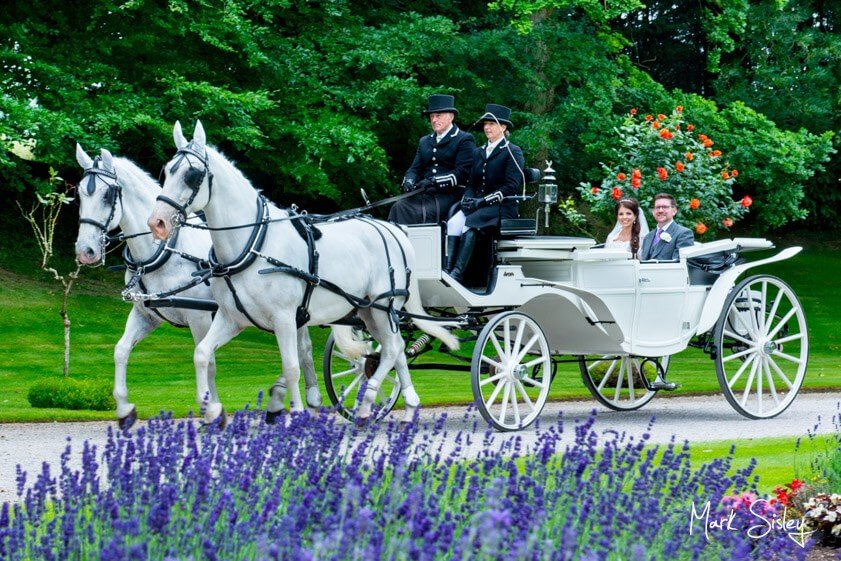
[{"xmin": 0, "ymin": 246, "xmax": 838, "ymax": 423}]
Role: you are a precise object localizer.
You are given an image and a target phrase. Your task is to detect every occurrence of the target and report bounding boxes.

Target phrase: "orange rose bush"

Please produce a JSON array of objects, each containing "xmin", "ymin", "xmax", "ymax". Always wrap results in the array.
[{"xmin": 580, "ymin": 107, "xmax": 749, "ymax": 239}]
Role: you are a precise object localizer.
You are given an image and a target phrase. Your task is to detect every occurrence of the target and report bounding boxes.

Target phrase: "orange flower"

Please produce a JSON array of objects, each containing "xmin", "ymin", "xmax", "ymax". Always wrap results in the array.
[
  {"xmin": 741, "ymin": 195, "xmax": 753, "ymax": 208},
  {"xmin": 631, "ymin": 177, "xmax": 641, "ymax": 189},
  {"xmin": 657, "ymin": 113, "xmax": 666, "ymax": 121},
  {"xmin": 591, "ymin": 186, "xmax": 599, "ymax": 195},
  {"xmin": 731, "ymin": 169, "xmax": 739, "ymax": 177},
  {"xmin": 689, "ymin": 198, "xmax": 700, "ymax": 210},
  {"xmin": 687, "ymin": 124, "xmax": 694, "ymax": 131},
  {"xmin": 645, "ymin": 114, "xmax": 653, "ymax": 121},
  {"xmin": 652, "ymin": 122, "xmax": 661, "ymax": 129},
  {"xmin": 659, "ymin": 129, "xmax": 673, "ymax": 140},
  {"xmin": 712, "ymin": 149, "xmax": 722, "ymax": 157},
  {"xmin": 612, "ymin": 187, "xmax": 622, "ymax": 200},
  {"xmin": 630, "ymin": 108, "xmax": 637, "ymax": 115},
  {"xmin": 703, "ymin": 138, "xmax": 714, "ymax": 147},
  {"xmin": 631, "ymin": 168, "xmax": 642, "ymax": 179},
  {"xmin": 721, "ymin": 171, "xmax": 730, "ymax": 179},
  {"xmin": 685, "ymin": 152, "xmax": 694, "ymax": 161},
  {"xmin": 676, "ymin": 106, "xmax": 683, "ymax": 112},
  {"xmin": 722, "ymin": 217, "xmax": 734, "ymax": 228},
  {"xmin": 695, "ymin": 223, "xmax": 707, "ymax": 235},
  {"xmin": 617, "ymin": 172, "xmax": 626, "ymax": 181},
  {"xmin": 675, "ymin": 162, "xmax": 685, "ymax": 172},
  {"xmin": 656, "ymin": 167, "xmax": 668, "ymax": 180},
  {"xmin": 698, "ymin": 134, "xmax": 708, "ymax": 141},
  {"xmin": 675, "ymin": 124, "xmax": 681, "ymax": 130}
]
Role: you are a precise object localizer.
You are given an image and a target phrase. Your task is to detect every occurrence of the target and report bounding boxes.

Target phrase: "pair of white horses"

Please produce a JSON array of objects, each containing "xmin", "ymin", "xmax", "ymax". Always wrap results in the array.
[{"xmin": 74, "ymin": 120, "xmax": 457, "ymax": 427}]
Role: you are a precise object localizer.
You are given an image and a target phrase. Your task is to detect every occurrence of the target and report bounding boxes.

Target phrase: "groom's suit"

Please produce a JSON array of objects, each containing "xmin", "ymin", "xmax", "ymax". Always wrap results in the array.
[{"xmin": 641, "ymin": 220, "xmax": 694, "ymax": 261}]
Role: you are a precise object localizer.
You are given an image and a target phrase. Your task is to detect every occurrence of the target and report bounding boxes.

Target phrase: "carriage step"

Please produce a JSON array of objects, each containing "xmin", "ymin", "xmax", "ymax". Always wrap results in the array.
[{"xmin": 649, "ymin": 380, "xmax": 679, "ymax": 391}]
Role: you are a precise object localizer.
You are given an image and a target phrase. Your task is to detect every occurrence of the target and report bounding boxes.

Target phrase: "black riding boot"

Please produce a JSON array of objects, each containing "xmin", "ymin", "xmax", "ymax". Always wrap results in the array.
[
  {"xmin": 449, "ymin": 229, "xmax": 478, "ymax": 283},
  {"xmin": 445, "ymin": 235, "xmax": 460, "ymax": 272}
]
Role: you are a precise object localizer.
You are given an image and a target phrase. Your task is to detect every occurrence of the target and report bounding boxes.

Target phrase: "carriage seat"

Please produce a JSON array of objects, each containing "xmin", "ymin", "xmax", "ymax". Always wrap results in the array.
[{"xmin": 499, "ymin": 167, "xmax": 541, "ymax": 237}]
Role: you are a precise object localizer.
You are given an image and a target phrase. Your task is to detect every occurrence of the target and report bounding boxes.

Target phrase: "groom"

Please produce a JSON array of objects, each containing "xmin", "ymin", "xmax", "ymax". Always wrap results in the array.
[{"xmin": 641, "ymin": 193, "xmax": 694, "ymax": 260}]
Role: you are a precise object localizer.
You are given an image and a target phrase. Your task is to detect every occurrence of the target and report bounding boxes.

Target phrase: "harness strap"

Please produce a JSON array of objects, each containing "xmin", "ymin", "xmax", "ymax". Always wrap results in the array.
[
  {"xmin": 223, "ymin": 275, "xmax": 273, "ymax": 333},
  {"xmin": 123, "ymin": 229, "xmax": 180, "ymax": 276},
  {"xmin": 138, "ymin": 278, "xmax": 188, "ymax": 328},
  {"xmin": 156, "ymin": 142, "xmax": 214, "ymax": 221},
  {"xmin": 209, "ymin": 196, "xmax": 270, "ymax": 277}
]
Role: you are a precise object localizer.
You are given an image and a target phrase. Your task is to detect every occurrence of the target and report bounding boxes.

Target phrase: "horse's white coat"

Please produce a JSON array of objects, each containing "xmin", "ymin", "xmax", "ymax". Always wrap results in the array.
[
  {"xmin": 73, "ymin": 146, "xmax": 325, "ymax": 424},
  {"xmin": 148, "ymin": 121, "xmax": 458, "ymax": 423}
]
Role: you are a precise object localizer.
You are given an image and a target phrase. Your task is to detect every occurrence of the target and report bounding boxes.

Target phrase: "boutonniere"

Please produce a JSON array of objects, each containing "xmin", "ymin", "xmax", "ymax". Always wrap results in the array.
[{"xmin": 661, "ymin": 232, "xmax": 673, "ymax": 243}]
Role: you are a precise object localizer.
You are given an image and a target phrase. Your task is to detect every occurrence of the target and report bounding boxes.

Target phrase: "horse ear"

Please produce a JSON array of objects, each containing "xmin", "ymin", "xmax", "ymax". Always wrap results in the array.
[
  {"xmin": 193, "ymin": 120, "xmax": 206, "ymax": 152},
  {"xmin": 173, "ymin": 121, "xmax": 187, "ymax": 149},
  {"xmin": 76, "ymin": 143, "xmax": 93, "ymax": 169},
  {"xmin": 100, "ymin": 148, "xmax": 115, "ymax": 171}
]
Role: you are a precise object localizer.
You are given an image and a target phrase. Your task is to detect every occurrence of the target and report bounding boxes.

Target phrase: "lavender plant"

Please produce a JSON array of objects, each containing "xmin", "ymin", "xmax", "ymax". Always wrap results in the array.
[{"xmin": 0, "ymin": 403, "xmax": 815, "ymax": 560}]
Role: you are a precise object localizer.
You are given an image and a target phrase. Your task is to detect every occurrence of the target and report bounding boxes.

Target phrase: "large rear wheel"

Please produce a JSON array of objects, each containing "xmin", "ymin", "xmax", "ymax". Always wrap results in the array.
[
  {"xmin": 713, "ymin": 274, "xmax": 807, "ymax": 419},
  {"xmin": 471, "ymin": 311, "xmax": 552, "ymax": 431},
  {"xmin": 323, "ymin": 329, "xmax": 401, "ymax": 422}
]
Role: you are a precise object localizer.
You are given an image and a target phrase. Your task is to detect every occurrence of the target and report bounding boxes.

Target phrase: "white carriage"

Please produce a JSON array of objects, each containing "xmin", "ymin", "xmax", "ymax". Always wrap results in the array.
[{"xmin": 324, "ymin": 175, "xmax": 808, "ymax": 431}]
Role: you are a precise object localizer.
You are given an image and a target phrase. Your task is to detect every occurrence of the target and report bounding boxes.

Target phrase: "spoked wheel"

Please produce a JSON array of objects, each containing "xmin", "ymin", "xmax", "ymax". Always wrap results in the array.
[
  {"xmin": 714, "ymin": 274, "xmax": 808, "ymax": 419},
  {"xmin": 323, "ymin": 329, "xmax": 401, "ymax": 422},
  {"xmin": 471, "ymin": 311, "xmax": 552, "ymax": 431},
  {"xmin": 579, "ymin": 355, "xmax": 670, "ymax": 411}
]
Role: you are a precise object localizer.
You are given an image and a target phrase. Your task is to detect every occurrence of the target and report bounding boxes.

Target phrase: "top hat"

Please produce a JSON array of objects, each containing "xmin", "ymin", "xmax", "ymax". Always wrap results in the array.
[
  {"xmin": 422, "ymin": 94, "xmax": 459, "ymax": 116},
  {"xmin": 475, "ymin": 104, "xmax": 514, "ymax": 130}
]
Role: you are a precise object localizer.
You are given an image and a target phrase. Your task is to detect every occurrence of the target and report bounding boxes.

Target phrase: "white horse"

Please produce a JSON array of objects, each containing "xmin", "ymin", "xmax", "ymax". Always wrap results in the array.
[
  {"xmin": 74, "ymin": 145, "xmax": 334, "ymax": 427},
  {"xmin": 147, "ymin": 121, "xmax": 458, "ymax": 424}
]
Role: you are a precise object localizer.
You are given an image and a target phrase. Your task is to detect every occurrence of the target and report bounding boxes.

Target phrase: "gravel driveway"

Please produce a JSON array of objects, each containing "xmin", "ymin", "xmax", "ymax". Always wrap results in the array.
[{"xmin": 2, "ymin": 392, "xmax": 839, "ymax": 505}]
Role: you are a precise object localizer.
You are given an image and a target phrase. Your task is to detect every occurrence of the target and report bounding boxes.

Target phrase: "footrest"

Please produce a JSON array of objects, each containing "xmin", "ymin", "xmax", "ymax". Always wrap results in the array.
[{"xmin": 500, "ymin": 218, "xmax": 537, "ymax": 237}]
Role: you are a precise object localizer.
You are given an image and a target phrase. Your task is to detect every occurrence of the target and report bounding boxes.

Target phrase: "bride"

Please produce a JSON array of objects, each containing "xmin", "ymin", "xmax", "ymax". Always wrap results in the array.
[{"xmin": 605, "ymin": 197, "xmax": 649, "ymax": 258}]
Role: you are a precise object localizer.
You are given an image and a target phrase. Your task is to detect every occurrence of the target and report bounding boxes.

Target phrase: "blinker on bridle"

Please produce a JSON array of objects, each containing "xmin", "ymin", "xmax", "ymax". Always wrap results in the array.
[
  {"xmin": 156, "ymin": 141, "xmax": 214, "ymax": 223},
  {"xmin": 78, "ymin": 156, "xmax": 122, "ymax": 234}
]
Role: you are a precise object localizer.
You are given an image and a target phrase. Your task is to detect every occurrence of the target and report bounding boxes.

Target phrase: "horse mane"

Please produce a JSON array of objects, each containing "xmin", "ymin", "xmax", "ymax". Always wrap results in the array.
[
  {"xmin": 205, "ymin": 145, "xmax": 285, "ymax": 214},
  {"xmin": 113, "ymin": 157, "xmax": 162, "ymax": 193}
]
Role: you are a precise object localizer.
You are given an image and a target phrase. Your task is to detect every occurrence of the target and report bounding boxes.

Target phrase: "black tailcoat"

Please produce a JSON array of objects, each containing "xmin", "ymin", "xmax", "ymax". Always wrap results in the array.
[
  {"xmin": 464, "ymin": 140, "xmax": 524, "ymax": 231},
  {"xmin": 388, "ymin": 125, "xmax": 475, "ymax": 225}
]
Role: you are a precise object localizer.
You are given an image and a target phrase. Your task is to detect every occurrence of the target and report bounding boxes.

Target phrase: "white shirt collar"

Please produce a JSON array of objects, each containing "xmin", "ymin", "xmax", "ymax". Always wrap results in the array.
[
  {"xmin": 485, "ymin": 136, "xmax": 504, "ymax": 154},
  {"xmin": 436, "ymin": 125, "xmax": 454, "ymax": 142}
]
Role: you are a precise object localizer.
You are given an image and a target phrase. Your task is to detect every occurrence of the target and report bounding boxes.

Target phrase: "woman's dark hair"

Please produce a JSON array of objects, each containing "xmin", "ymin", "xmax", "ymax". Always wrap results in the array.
[{"xmin": 615, "ymin": 197, "xmax": 641, "ymax": 256}]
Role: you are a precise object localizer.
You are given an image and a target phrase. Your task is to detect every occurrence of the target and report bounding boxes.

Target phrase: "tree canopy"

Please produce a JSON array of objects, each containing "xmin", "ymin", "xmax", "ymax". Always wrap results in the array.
[{"xmin": 1, "ymin": 0, "xmax": 836, "ymax": 232}]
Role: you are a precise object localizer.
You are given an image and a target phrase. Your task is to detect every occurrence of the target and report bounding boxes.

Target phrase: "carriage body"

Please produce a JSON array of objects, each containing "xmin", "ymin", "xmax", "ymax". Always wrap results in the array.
[{"xmin": 379, "ymin": 224, "xmax": 808, "ymax": 430}]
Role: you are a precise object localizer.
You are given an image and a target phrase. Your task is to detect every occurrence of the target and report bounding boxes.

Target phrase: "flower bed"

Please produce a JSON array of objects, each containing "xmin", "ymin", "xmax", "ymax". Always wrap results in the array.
[{"xmin": 0, "ymin": 406, "xmax": 819, "ymax": 560}]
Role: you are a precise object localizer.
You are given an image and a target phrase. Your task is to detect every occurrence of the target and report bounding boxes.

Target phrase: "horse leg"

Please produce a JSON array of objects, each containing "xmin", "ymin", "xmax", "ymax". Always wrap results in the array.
[
  {"xmin": 195, "ymin": 312, "xmax": 244, "ymax": 424},
  {"xmin": 114, "ymin": 307, "xmax": 160, "ymax": 429},
  {"xmin": 266, "ymin": 320, "xmax": 304, "ymax": 421},
  {"xmin": 189, "ymin": 313, "xmax": 219, "ymax": 409},
  {"xmin": 357, "ymin": 311, "xmax": 406, "ymax": 420},
  {"xmin": 393, "ymin": 352, "xmax": 420, "ymax": 424},
  {"xmin": 297, "ymin": 327, "xmax": 322, "ymax": 409}
]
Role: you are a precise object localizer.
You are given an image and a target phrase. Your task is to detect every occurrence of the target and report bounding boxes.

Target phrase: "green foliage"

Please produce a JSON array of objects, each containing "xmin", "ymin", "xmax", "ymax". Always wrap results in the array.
[
  {"xmin": 580, "ymin": 106, "xmax": 748, "ymax": 238},
  {"xmin": 27, "ymin": 377, "xmax": 115, "ymax": 411}
]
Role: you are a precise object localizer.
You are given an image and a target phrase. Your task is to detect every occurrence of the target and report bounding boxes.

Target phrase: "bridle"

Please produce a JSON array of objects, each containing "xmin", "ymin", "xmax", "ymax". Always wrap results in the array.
[
  {"xmin": 156, "ymin": 141, "xmax": 213, "ymax": 223},
  {"xmin": 78, "ymin": 156, "xmax": 123, "ymax": 265}
]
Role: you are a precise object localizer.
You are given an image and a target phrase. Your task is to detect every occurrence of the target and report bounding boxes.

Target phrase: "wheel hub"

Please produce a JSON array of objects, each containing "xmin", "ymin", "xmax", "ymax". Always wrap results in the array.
[
  {"xmin": 510, "ymin": 363, "xmax": 527, "ymax": 381},
  {"xmin": 761, "ymin": 340, "xmax": 777, "ymax": 355}
]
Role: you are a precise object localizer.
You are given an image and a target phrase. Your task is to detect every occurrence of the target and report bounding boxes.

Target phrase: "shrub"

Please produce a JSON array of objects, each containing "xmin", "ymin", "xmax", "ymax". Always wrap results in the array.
[
  {"xmin": 0, "ymin": 404, "xmax": 814, "ymax": 560},
  {"xmin": 579, "ymin": 106, "xmax": 750, "ymax": 239},
  {"xmin": 27, "ymin": 377, "xmax": 114, "ymax": 411}
]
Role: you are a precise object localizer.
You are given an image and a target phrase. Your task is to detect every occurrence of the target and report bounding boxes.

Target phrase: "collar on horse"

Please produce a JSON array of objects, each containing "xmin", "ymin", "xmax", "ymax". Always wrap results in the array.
[
  {"xmin": 122, "ymin": 227, "xmax": 180, "ymax": 276},
  {"xmin": 156, "ymin": 142, "xmax": 214, "ymax": 222}
]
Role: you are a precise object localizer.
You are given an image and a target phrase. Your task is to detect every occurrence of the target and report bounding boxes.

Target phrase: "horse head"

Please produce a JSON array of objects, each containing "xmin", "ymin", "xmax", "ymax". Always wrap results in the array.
[
  {"xmin": 75, "ymin": 144, "xmax": 123, "ymax": 265},
  {"xmin": 149, "ymin": 120, "xmax": 211, "ymax": 241}
]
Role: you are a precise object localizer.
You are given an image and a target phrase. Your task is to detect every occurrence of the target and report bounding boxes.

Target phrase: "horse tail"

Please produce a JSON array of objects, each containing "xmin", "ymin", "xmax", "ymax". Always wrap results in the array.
[
  {"xmin": 331, "ymin": 325, "xmax": 368, "ymax": 360},
  {"xmin": 403, "ymin": 275, "xmax": 460, "ymax": 351}
]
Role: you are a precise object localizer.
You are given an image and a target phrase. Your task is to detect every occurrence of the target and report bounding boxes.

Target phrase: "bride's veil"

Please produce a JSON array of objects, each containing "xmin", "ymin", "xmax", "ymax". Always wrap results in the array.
[{"xmin": 607, "ymin": 203, "xmax": 650, "ymax": 241}]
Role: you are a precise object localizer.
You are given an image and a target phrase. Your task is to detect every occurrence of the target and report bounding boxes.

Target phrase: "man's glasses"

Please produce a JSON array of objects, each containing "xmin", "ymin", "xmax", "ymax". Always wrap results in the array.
[{"xmin": 653, "ymin": 205, "xmax": 674, "ymax": 210}]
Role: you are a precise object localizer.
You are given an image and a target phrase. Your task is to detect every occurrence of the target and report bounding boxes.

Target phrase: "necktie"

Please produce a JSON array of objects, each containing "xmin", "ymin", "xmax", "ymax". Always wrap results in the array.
[{"xmin": 653, "ymin": 228, "xmax": 663, "ymax": 245}]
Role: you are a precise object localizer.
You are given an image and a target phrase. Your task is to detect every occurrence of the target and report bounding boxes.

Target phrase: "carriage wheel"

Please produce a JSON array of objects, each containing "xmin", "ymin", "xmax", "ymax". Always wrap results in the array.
[
  {"xmin": 323, "ymin": 329, "xmax": 401, "ymax": 422},
  {"xmin": 471, "ymin": 311, "xmax": 552, "ymax": 431},
  {"xmin": 578, "ymin": 355, "xmax": 669, "ymax": 411},
  {"xmin": 713, "ymin": 274, "xmax": 808, "ymax": 419}
]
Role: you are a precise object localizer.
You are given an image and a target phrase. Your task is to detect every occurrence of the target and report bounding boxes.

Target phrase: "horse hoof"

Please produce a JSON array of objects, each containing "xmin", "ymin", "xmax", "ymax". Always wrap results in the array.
[
  {"xmin": 265, "ymin": 409, "xmax": 285, "ymax": 425},
  {"xmin": 117, "ymin": 408, "xmax": 137, "ymax": 430}
]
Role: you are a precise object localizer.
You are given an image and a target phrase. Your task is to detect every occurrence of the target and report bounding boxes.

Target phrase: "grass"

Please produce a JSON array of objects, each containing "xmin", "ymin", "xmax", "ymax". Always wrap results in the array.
[{"xmin": 0, "ymin": 244, "xmax": 838, "ymax": 423}]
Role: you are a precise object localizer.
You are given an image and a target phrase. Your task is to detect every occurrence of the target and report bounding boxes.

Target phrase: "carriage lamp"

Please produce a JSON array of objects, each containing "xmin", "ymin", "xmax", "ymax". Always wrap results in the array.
[{"xmin": 537, "ymin": 161, "xmax": 558, "ymax": 229}]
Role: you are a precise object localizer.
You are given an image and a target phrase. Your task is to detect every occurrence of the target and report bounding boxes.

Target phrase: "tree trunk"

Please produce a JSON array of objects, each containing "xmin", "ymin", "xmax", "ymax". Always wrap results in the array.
[{"xmin": 60, "ymin": 264, "xmax": 81, "ymax": 378}]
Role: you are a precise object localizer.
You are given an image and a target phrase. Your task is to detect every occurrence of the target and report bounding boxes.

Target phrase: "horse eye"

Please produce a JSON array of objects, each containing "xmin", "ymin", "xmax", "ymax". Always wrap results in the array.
[{"xmin": 184, "ymin": 167, "xmax": 205, "ymax": 189}]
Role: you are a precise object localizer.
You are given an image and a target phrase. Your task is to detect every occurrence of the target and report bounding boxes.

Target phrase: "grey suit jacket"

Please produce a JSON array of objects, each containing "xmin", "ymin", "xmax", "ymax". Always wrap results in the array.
[{"xmin": 641, "ymin": 221, "xmax": 694, "ymax": 260}]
